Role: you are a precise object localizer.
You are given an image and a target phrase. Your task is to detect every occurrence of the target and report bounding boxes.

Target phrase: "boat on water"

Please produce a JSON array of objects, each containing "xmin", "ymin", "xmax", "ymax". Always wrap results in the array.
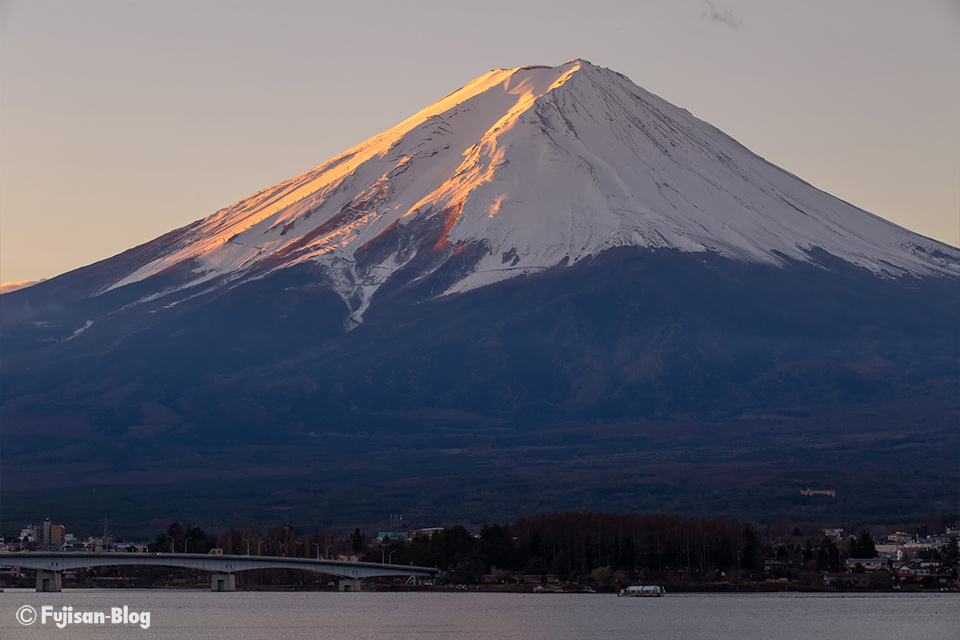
[{"xmin": 618, "ymin": 585, "xmax": 665, "ymax": 597}]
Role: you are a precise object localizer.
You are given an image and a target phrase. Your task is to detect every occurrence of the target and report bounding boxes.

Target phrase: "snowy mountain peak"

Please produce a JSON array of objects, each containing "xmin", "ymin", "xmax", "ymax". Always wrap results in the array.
[{"xmin": 103, "ymin": 60, "xmax": 959, "ymax": 323}]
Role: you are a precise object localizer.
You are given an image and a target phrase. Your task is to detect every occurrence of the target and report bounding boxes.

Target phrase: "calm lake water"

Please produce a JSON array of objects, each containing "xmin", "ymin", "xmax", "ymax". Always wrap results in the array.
[{"xmin": 1, "ymin": 589, "xmax": 957, "ymax": 640}]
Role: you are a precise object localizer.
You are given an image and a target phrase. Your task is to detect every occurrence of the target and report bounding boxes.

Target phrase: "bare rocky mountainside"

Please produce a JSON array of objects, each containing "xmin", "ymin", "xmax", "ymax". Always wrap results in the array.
[{"xmin": 2, "ymin": 61, "xmax": 957, "ymax": 531}]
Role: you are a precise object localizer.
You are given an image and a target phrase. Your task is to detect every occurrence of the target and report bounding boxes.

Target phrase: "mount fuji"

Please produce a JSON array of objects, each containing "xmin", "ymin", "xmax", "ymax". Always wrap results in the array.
[{"xmin": 2, "ymin": 60, "xmax": 957, "ymax": 529}]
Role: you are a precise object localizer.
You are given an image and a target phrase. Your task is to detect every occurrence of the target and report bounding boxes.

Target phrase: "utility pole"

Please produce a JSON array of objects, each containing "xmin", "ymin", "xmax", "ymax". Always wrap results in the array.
[{"xmin": 100, "ymin": 518, "xmax": 110, "ymax": 552}]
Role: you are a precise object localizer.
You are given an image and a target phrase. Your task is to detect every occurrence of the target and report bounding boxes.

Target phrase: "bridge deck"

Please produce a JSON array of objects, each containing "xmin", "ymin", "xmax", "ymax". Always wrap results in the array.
[{"xmin": 0, "ymin": 551, "xmax": 438, "ymax": 579}]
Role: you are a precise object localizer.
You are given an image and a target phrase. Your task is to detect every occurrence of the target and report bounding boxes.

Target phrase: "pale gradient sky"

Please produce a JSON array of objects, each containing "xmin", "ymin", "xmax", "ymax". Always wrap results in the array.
[{"xmin": 2, "ymin": 0, "xmax": 958, "ymax": 284}]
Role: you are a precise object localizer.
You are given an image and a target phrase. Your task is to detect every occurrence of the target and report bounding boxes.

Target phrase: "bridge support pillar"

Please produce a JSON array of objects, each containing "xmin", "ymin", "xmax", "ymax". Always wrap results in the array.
[
  {"xmin": 36, "ymin": 570, "xmax": 62, "ymax": 592},
  {"xmin": 211, "ymin": 572, "xmax": 236, "ymax": 592},
  {"xmin": 338, "ymin": 577, "xmax": 361, "ymax": 592}
]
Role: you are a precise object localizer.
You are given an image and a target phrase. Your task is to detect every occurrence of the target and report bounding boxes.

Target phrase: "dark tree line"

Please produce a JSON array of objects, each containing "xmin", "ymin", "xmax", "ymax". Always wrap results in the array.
[
  {"xmin": 364, "ymin": 512, "xmax": 765, "ymax": 581},
  {"xmin": 508, "ymin": 512, "xmax": 764, "ymax": 575}
]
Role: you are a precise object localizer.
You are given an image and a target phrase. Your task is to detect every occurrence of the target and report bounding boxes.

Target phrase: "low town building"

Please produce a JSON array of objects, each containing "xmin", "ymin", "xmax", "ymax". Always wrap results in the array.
[{"xmin": 844, "ymin": 558, "xmax": 889, "ymax": 571}]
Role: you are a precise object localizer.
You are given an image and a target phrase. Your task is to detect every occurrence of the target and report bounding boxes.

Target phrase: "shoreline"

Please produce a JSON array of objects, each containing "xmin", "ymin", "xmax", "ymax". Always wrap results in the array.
[{"xmin": 2, "ymin": 582, "xmax": 955, "ymax": 595}]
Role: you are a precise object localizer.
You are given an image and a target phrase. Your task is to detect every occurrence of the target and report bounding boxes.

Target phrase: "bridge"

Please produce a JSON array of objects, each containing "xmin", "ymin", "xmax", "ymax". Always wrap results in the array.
[{"xmin": 0, "ymin": 551, "xmax": 439, "ymax": 592}]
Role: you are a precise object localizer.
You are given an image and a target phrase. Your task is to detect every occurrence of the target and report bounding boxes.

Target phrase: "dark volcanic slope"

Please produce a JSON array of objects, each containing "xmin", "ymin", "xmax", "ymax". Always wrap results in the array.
[
  {"xmin": 2, "ymin": 248, "xmax": 957, "ymax": 529},
  {"xmin": 4, "ymin": 249, "xmax": 957, "ymax": 432}
]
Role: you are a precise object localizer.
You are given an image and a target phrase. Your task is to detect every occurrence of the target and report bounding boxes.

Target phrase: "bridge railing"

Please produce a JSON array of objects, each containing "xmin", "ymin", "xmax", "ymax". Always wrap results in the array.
[{"xmin": 0, "ymin": 551, "xmax": 439, "ymax": 592}]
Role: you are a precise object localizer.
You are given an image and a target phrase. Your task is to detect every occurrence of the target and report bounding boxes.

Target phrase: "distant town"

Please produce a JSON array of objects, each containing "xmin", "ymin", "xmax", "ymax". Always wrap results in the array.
[{"xmin": 2, "ymin": 512, "xmax": 957, "ymax": 592}]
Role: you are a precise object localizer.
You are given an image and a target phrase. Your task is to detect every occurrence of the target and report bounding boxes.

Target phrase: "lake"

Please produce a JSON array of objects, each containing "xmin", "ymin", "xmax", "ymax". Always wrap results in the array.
[{"xmin": 2, "ymin": 589, "xmax": 957, "ymax": 639}]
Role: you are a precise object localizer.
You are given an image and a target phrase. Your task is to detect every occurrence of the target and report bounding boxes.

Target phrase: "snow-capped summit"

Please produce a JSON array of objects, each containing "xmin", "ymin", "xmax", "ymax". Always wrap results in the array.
[{"xmin": 94, "ymin": 60, "xmax": 958, "ymax": 323}]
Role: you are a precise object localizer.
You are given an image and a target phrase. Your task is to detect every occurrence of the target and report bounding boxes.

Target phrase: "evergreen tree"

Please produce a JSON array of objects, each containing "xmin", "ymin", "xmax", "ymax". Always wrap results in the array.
[
  {"xmin": 941, "ymin": 537, "xmax": 959, "ymax": 578},
  {"xmin": 853, "ymin": 530, "xmax": 877, "ymax": 558},
  {"xmin": 817, "ymin": 538, "xmax": 840, "ymax": 571}
]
